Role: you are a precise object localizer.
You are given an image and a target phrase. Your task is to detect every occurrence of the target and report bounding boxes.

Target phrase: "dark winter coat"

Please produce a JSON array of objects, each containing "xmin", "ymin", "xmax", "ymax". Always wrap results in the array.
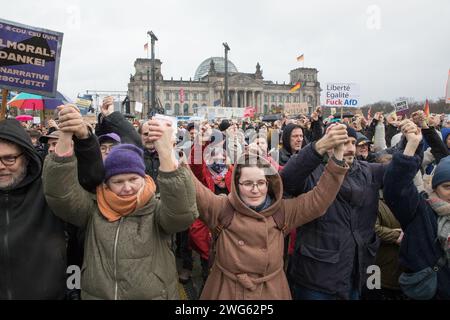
[
  {"xmin": 0, "ymin": 119, "xmax": 67, "ymax": 299},
  {"xmin": 281, "ymin": 143, "xmax": 385, "ymax": 299},
  {"xmin": 383, "ymin": 152, "xmax": 450, "ymax": 299}
]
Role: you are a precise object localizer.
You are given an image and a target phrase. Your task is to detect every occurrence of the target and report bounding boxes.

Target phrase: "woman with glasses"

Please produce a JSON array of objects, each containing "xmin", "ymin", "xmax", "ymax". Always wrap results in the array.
[{"xmin": 189, "ymin": 124, "xmax": 350, "ymax": 300}]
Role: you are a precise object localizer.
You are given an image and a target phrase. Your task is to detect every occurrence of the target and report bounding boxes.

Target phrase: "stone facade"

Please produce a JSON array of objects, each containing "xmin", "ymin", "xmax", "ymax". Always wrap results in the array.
[{"xmin": 127, "ymin": 57, "xmax": 321, "ymax": 116}]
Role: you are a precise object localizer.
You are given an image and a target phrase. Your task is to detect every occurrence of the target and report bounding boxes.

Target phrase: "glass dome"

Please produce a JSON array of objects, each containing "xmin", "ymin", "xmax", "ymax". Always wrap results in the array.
[{"xmin": 194, "ymin": 57, "xmax": 238, "ymax": 80}]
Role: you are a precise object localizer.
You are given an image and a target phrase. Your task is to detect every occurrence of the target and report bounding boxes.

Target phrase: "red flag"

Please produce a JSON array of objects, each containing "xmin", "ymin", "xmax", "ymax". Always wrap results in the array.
[
  {"xmin": 424, "ymin": 99, "xmax": 430, "ymax": 117},
  {"xmin": 179, "ymin": 88, "xmax": 185, "ymax": 104}
]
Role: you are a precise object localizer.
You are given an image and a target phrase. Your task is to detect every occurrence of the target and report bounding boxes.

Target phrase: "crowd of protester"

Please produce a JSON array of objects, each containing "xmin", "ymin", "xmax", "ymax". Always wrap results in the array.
[{"xmin": 0, "ymin": 98, "xmax": 449, "ymax": 300}]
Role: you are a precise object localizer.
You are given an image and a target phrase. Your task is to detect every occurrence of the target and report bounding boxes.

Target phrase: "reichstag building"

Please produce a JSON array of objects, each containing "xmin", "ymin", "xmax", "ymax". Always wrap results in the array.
[{"xmin": 127, "ymin": 57, "xmax": 321, "ymax": 116}]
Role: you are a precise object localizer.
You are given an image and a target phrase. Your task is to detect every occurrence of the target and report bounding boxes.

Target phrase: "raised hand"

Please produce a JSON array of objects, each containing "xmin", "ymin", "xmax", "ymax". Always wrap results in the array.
[
  {"xmin": 400, "ymin": 120, "xmax": 422, "ymax": 157},
  {"xmin": 146, "ymin": 118, "xmax": 177, "ymax": 171},
  {"xmin": 387, "ymin": 113, "xmax": 399, "ymax": 126},
  {"xmin": 429, "ymin": 114, "xmax": 441, "ymax": 128},
  {"xmin": 101, "ymin": 96, "xmax": 115, "ymax": 117},
  {"xmin": 400, "ymin": 119, "xmax": 422, "ymax": 145},
  {"xmin": 315, "ymin": 123, "xmax": 349, "ymax": 156},
  {"xmin": 47, "ymin": 118, "xmax": 59, "ymax": 129},
  {"xmin": 411, "ymin": 111, "xmax": 428, "ymax": 129},
  {"xmin": 57, "ymin": 104, "xmax": 90, "ymax": 139}
]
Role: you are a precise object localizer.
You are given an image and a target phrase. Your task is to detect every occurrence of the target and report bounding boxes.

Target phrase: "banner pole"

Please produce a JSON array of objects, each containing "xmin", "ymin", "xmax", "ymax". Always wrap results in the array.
[{"xmin": 1, "ymin": 89, "xmax": 8, "ymax": 121}]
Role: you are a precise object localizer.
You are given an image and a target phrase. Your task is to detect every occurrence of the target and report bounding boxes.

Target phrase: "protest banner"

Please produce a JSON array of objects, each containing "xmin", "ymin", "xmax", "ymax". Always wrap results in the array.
[
  {"xmin": 393, "ymin": 100, "xmax": 409, "ymax": 116},
  {"xmin": 0, "ymin": 18, "xmax": 63, "ymax": 97},
  {"xmin": 324, "ymin": 83, "xmax": 360, "ymax": 108},
  {"xmin": 284, "ymin": 102, "xmax": 308, "ymax": 115},
  {"xmin": 393, "ymin": 100, "xmax": 408, "ymax": 112}
]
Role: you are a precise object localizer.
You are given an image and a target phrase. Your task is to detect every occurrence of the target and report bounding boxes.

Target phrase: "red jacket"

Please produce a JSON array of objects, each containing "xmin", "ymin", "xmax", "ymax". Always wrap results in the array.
[{"xmin": 189, "ymin": 147, "xmax": 233, "ymax": 260}]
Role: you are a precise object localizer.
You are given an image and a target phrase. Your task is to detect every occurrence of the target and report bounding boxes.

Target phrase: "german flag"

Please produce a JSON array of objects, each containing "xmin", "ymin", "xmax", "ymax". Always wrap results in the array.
[{"xmin": 289, "ymin": 82, "xmax": 301, "ymax": 93}]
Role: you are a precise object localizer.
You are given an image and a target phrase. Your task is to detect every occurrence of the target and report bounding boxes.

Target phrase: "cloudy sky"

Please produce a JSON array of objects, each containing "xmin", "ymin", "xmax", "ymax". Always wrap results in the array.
[{"xmin": 2, "ymin": 0, "xmax": 449, "ymax": 106}]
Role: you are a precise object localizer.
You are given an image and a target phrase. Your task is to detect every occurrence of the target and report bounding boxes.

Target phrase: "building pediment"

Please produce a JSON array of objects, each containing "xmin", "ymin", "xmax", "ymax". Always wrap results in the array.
[{"xmin": 229, "ymin": 74, "xmax": 262, "ymax": 88}]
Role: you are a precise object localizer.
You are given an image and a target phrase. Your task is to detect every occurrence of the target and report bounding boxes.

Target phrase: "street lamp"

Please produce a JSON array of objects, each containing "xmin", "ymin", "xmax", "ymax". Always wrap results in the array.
[
  {"xmin": 223, "ymin": 42, "xmax": 230, "ymax": 108},
  {"xmin": 147, "ymin": 31, "xmax": 158, "ymax": 118}
]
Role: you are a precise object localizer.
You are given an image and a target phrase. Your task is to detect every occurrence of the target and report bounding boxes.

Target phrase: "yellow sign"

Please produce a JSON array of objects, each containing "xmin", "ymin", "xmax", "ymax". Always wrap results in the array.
[{"xmin": 75, "ymin": 98, "xmax": 92, "ymax": 108}]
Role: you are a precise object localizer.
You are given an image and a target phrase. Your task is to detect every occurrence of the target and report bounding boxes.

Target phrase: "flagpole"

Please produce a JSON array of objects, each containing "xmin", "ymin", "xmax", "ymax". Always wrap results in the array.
[{"xmin": 1, "ymin": 89, "xmax": 8, "ymax": 121}]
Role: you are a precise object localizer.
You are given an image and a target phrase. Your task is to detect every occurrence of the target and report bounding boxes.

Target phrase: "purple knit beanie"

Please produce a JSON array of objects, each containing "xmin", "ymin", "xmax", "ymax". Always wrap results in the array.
[{"xmin": 104, "ymin": 144, "xmax": 145, "ymax": 181}]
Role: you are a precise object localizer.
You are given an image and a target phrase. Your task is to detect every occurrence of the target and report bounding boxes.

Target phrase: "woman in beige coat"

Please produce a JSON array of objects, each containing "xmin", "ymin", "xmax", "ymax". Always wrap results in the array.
[{"xmin": 191, "ymin": 124, "xmax": 350, "ymax": 300}]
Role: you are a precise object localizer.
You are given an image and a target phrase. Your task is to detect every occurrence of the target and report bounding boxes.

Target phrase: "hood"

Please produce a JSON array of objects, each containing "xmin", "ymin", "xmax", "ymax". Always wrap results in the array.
[
  {"xmin": 442, "ymin": 128, "xmax": 450, "ymax": 149},
  {"xmin": 228, "ymin": 154, "xmax": 283, "ymax": 219},
  {"xmin": 281, "ymin": 123, "xmax": 303, "ymax": 154},
  {"xmin": 0, "ymin": 119, "xmax": 43, "ymax": 190}
]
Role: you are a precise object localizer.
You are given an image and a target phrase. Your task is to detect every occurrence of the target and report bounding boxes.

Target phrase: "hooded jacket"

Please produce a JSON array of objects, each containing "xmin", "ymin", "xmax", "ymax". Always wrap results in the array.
[
  {"xmin": 279, "ymin": 124, "xmax": 306, "ymax": 166},
  {"xmin": 192, "ymin": 155, "xmax": 348, "ymax": 299},
  {"xmin": 0, "ymin": 119, "xmax": 66, "ymax": 299},
  {"xmin": 43, "ymin": 153, "xmax": 198, "ymax": 300}
]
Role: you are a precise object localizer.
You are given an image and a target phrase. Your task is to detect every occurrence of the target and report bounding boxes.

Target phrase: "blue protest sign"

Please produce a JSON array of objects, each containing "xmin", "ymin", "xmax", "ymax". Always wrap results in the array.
[{"xmin": 0, "ymin": 18, "xmax": 63, "ymax": 97}]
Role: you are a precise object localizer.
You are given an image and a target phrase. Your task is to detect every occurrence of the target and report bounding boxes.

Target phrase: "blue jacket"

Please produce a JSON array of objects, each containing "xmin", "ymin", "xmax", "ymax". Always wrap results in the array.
[
  {"xmin": 383, "ymin": 152, "xmax": 450, "ymax": 299},
  {"xmin": 281, "ymin": 143, "xmax": 384, "ymax": 299},
  {"xmin": 441, "ymin": 128, "xmax": 450, "ymax": 151}
]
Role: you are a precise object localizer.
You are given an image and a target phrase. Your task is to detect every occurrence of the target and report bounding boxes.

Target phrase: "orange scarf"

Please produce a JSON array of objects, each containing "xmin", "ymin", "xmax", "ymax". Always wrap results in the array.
[{"xmin": 96, "ymin": 176, "xmax": 156, "ymax": 222}]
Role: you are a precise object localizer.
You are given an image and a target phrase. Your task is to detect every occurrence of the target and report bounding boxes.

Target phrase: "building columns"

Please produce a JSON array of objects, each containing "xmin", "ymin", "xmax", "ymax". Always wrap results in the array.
[
  {"xmin": 243, "ymin": 90, "xmax": 247, "ymax": 108},
  {"xmin": 252, "ymin": 91, "xmax": 255, "ymax": 108}
]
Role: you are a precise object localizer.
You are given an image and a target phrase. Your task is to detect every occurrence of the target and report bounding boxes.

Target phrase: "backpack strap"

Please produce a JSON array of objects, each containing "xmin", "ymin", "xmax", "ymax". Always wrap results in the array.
[
  {"xmin": 208, "ymin": 199, "xmax": 235, "ymax": 268},
  {"xmin": 272, "ymin": 209, "xmax": 287, "ymax": 233},
  {"xmin": 213, "ymin": 200, "xmax": 235, "ymax": 238}
]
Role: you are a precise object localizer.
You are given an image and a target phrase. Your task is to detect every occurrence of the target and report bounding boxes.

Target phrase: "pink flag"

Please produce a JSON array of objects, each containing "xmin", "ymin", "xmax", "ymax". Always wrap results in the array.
[{"xmin": 244, "ymin": 106, "xmax": 256, "ymax": 118}]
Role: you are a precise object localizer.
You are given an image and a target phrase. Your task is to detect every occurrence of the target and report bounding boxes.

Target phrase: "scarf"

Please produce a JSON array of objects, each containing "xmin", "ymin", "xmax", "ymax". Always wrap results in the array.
[
  {"xmin": 249, "ymin": 195, "xmax": 273, "ymax": 213},
  {"xmin": 207, "ymin": 163, "xmax": 228, "ymax": 189},
  {"xmin": 426, "ymin": 191, "xmax": 450, "ymax": 263},
  {"xmin": 96, "ymin": 176, "xmax": 156, "ymax": 222}
]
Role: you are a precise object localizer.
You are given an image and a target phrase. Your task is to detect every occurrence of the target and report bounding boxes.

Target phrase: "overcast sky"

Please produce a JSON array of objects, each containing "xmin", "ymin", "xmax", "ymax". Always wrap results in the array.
[{"xmin": 2, "ymin": 0, "xmax": 449, "ymax": 106}]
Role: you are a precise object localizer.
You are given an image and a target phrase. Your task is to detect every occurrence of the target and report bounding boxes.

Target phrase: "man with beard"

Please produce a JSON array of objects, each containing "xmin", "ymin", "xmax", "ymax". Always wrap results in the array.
[
  {"xmin": 0, "ymin": 119, "xmax": 67, "ymax": 299},
  {"xmin": 281, "ymin": 124, "xmax": 386, "ymax": 300}
]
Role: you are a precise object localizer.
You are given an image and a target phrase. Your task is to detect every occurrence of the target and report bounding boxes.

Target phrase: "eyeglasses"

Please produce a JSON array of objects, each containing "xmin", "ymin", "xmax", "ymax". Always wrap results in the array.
[
  {"xmin": 0, "ymin": 153, "xmax": 24, "ymax": 167},
  {"xmin": 100, "ymin": 144, "xmax": 117, "ymax": 153},
  {"xmin": 238, "ymin": 180, "xmax": 268, "ymax": 191}
]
